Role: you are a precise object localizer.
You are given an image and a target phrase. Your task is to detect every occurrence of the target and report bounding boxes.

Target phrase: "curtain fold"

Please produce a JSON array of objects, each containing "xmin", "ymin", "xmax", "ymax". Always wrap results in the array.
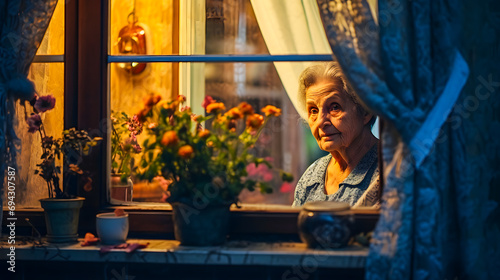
[
  {"xmin": 0, "ymin": 0, "xmax": 58, "ymax": 231},
  {"xmin": 317, "ymin": 0, "xmax": 500, "ymax": 279}
]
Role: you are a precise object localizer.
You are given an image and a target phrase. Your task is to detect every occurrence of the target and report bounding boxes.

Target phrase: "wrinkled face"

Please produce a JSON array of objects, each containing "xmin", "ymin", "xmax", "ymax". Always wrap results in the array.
[{"xmin": 306, "ymin": 80, "xmax": 369, "ymax": 153}]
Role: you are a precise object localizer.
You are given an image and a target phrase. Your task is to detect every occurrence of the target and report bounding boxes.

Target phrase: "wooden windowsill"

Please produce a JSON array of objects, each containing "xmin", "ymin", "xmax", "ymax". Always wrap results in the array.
[{"xmin": 0, "ymin": 238, "xmax": 368, "ymax": 268}]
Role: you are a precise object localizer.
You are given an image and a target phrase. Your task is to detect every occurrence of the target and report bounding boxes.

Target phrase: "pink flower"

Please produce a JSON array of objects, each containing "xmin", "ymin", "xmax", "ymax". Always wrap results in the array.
[
  {"xmin": 132, "ymin": 144, "xmax": 142, "ymax": 153},
  {"xmin": 245, "ymin": 162, "xmax": 274, "ymax": 182},
  {"xmin": 154, "ymin": 176, "xmax": 172, "ymax": 202},
  {"xmin": 27, "ymin": 114, "xmax": 42, "ymax": 133},
  {"xmin": 127, "ymin": 115, "xmax": 143, "ymax": 136},
  {"xmin": 34, "ymin": 95, "xmax": 56, "ymax": 113},
  {"xmin": 180, "ymin": 106, "xmax": 191, "ymax": 112},
  {"xmin": 246, "ymin": 163, "xmax": 258, "ymax": 177},
  {"xmin": 262, "ymin": 171, "xmax": 273, "ymax": 182},
  {"xmin": 201, "ymin": 95, "xmax": 214, "ymax": 109}
]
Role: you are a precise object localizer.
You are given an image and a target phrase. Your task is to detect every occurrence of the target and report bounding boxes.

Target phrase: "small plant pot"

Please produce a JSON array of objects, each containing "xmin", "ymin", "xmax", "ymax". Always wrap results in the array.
[
  {"xmin": 96, "ymin": 213, "xmax": 129, "ymax": 245},
  {"xmin": 110, "ymin": 175, "xmax": 133, "ymax": 202},
  {"xmin": 39, "ymin": 197, "xmax": 85, "ymax": 243}
]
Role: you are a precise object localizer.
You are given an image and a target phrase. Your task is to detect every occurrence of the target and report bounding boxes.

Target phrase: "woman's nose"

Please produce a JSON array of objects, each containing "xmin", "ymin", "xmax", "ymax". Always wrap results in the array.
[{"xmin": 317, "ymin": 109, "xmax": 330, "ymax": 127}]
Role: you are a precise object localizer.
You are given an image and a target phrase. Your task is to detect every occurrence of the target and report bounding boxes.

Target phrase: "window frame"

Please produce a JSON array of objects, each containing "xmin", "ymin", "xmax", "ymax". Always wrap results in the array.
[{"xmin": 4, "ymin": 0, "xmax": 380, "ymax": 238}]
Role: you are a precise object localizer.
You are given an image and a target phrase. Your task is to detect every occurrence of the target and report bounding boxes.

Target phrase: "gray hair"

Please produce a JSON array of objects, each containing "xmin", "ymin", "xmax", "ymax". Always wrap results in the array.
[{"xmin": 297, "ymin": 62, "xmax": 376, "ymax": 128}]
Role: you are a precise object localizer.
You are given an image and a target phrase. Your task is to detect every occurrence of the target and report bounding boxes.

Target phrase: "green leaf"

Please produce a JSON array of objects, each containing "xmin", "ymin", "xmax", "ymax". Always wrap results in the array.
[{"xmin": 281, "ymin": 171, "xmax": 294, "ymax": 182}]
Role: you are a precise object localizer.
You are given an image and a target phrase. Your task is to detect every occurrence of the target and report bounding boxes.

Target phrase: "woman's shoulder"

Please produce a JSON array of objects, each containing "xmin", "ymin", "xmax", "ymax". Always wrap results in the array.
[
  {"xmin": 296, "ymin": 154, "xmax": 331, "ymax": 188},
  {"xmin": 293, "ymin": 154, "xmax": 331, "ymax": 207},
  {"xmin": 307, "ymin": 154, "xmax": 331, "ymax": 171}
]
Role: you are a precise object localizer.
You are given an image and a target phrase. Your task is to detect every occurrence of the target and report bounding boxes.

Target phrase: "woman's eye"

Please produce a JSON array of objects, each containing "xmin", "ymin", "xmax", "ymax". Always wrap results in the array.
[
  {"xmin": 329, "ymin": 103, "xmax": 341, "ymax": 111},
  {"xmin": 308, "ymin": 107, "xmax": 318, "ymax": 115}
]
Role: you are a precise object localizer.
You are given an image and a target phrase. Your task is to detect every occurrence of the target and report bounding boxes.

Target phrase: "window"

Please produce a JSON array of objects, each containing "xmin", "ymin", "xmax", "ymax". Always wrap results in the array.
[
  {"xmin": 107, "ymin": 0, "xmax": 331, "ymax": 205},
  {"xmin": 10, "ymin": 0, "xmax": 379, "ymax": 237}
]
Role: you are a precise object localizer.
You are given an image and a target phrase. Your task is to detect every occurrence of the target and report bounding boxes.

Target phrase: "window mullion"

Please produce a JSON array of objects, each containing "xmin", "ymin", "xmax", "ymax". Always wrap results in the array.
[{"xmin": 107, "ymin": 54, "xmax": 333, "ymax": 63}]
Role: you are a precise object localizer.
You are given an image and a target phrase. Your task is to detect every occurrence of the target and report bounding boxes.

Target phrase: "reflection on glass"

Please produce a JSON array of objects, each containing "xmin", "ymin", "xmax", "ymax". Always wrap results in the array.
[
  {"xmin": 116, "ymin": 13, "xmax": 148, "ymax": 74},
  {"xmin": 109, "ymin": 0, "xmax": 330, "ymax": 56},
  {"xmin": 292, "ymin": 62, "xmax": 380, "ymax": 208},
  {"xmin": 109, "ymin": 0, "xmax": 174, "ymax": 56},
  {"xmin": 108, "ymin": 0, "xmax": 381, "ymax": 206},
  {"xmin": 16, "ymin": 63, "xmax": 65, "ymax": 207},
  {"xmin": 109, "ymin": 61, "xmax": 317, "ymax": 205}
]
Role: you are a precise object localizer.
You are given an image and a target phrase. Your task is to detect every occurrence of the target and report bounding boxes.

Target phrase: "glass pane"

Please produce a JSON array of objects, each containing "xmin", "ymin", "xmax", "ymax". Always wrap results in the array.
[
  {"xmin": 109, "ymin": 61, "xmax": 324, "ymax": 205},
  {"xmin": 205, "ymin": 0, "xmax": 269, "ymax": 55},
  {"xmin": 15, "ymin": 63, "xmax": 65, "ymax": 207},
  {"xmin": 36, "ymin": 0, "xmax": 64, "ymax": 55},
  {"xmin": 108, "ymin": 0, "xmax": 331, "ymax": 56},
  {"xmin": 109, "ymin": 0, "xmax": 174, "ymax": 56}
]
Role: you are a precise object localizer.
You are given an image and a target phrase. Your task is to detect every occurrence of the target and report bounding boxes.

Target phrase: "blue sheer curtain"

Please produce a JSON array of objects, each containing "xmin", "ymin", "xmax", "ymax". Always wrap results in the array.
[
  {"xmin": 0, "ymin": 0, "xmax": 58, "ymax": 231},
  {"xmin": 317, "ymin": 0, "xmax": 500, "ymax": 279}
]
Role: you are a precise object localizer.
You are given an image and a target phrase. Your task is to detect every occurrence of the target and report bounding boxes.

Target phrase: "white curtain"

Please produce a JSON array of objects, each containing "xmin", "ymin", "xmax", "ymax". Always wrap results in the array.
[
  {"xmin": 249, "ymin": 0, "xmax": 332, "ymax": 120},
  {"xmin": 179, "ymin": 0, "xmax": 206, "ymax": 116},
  {"xmin": 250, "ymin": 0, "xmax": 379, "ymax": 139}
]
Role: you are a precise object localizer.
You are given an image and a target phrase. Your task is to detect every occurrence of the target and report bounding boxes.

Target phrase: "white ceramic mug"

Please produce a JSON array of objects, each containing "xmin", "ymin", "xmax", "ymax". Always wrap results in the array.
[{"xmin": 96, "ymin": 213, "xmax": 129, "ymax": 245}]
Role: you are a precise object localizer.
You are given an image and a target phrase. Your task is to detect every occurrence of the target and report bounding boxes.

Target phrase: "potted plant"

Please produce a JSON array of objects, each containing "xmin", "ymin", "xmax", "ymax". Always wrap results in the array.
[
  {"xmin": 110, "ymin": 111, "xmax": 143, "ymax": 201},
  {"xmin": 136, "ymin": 94, "xmax": 293, "ymax": 245},
  {"xmin": 26, "ymin": 94, "xmax": 101, "ymax": 243}
]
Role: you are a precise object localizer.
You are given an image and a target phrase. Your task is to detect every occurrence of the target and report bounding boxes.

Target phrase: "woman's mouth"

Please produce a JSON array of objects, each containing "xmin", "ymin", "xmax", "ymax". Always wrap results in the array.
[{"xmin": 320, "ymin": 133, "xmax": 339, "ymax": 140}]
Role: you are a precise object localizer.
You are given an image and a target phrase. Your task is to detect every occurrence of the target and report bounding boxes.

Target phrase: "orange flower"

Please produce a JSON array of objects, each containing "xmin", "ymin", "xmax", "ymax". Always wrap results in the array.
[
  {"xmin": 177, "ymin": 95, "xmax": 186, "ymax": 102},
  {"xmin": 206, "ymin": 102, "xmax": 226, "ymax": 114},
  {"xmin": 136, "ymin": 107, "xmax": 151, "ymax": 122},
  {"xmin": 178, "ymin": 145, "xmax": 194, "ymax": 158},
  {"xmin": 198, "ymin": 129, "xmax": 210, "ymax": 138},
  {"xmin": 83, "ymin": 178, "xmax": 93, "ymax": 192},
  {"xmin": 261, "ymin": 105, "xmax": 281, "ymax": 117},
  {"xmin": 238, "ymin": 102, "xmax": 254, "ymax": 115},
  {"xmin": 161, "ymin": 131, "xmax": 179, "ymax": 146},
  {"xmin": 114, "ymin": 208, "xmax": 126, "ymax": 216},
  {"xmin": 225, "ymin": 107, "xmax": 243, "ymax": 120},
  {"xmin": 162, "ymin": 101, "xmax": 179, "ymax": 112},
  {"xmin": 69, "ymin": 164, "xmax": 84, "ymax": 175},
  {"xmin": 148, "ymin": 122, "xmax": 158, "ymax": 129},
  {"xmin": 246, "ymin": 114, "xmax": 264, "ymax": 130},
  {"xmin": 81, "ymin": 232, "xmax": 99, "ymax": 246}
]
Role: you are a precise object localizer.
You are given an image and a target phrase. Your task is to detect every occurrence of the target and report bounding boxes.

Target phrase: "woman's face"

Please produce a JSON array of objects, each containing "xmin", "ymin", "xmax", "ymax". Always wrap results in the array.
[{"xmin": 306, "ymin": 80, "xmax": 370, "ymax": 153}]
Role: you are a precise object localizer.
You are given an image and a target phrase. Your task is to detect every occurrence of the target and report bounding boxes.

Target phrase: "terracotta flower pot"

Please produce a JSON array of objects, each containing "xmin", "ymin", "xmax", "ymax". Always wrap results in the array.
[
  {"xmin": 110, "ymin": 175, "xmax": 133, "ymax": 202},
  {"xmin": 39, "ymin": 197, "xmax": 85, "ymax": 243}
]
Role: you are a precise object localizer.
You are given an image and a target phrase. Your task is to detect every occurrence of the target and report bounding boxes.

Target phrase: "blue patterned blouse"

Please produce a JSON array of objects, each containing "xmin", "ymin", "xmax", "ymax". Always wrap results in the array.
[{"xmin": 293, "ymin": 144, "xmax": 380, "ymax": 207}]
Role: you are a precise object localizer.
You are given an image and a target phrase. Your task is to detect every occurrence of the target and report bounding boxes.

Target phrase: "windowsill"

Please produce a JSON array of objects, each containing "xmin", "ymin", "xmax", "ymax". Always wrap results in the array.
[
  {"xmin": 3, "ymin": 206, "xmax": 379, "ymax": 238},
  {"xmin": 1, "ymin": 238, "xmax": 368, "ymax": 268}
]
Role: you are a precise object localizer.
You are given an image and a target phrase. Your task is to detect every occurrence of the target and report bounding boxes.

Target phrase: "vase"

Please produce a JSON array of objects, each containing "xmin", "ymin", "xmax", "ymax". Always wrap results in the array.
[
  {"xmin": 171, "ymin": 202, "xmax": 231, "ymax": 246},
  {"xmin": 39, "ymin": 197, "xmax": 85, "ymax": 243},
  {"xmin": 297, "ymin": 201, "xmax": 354, "ymax": 249},
  {"xmin": 110, "ymin": 175, "xmax": 133, "ymax": 202},
  {"xmin": 96, "ymin": 213, "xmax": 129, "ymax": 244}
]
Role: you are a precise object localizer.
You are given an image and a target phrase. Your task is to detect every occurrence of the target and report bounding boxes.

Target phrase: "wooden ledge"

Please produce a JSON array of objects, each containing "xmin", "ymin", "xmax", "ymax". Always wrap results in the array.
[{"xmin": 0, "ymin": 239, "xmax": 368, "ymax": 268}]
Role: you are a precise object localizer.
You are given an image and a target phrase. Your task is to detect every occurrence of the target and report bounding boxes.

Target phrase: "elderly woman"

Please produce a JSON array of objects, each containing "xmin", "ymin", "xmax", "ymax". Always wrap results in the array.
[{"xmin": 293, "ymin": 62, "xmax": 380, "ymax": 207}]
